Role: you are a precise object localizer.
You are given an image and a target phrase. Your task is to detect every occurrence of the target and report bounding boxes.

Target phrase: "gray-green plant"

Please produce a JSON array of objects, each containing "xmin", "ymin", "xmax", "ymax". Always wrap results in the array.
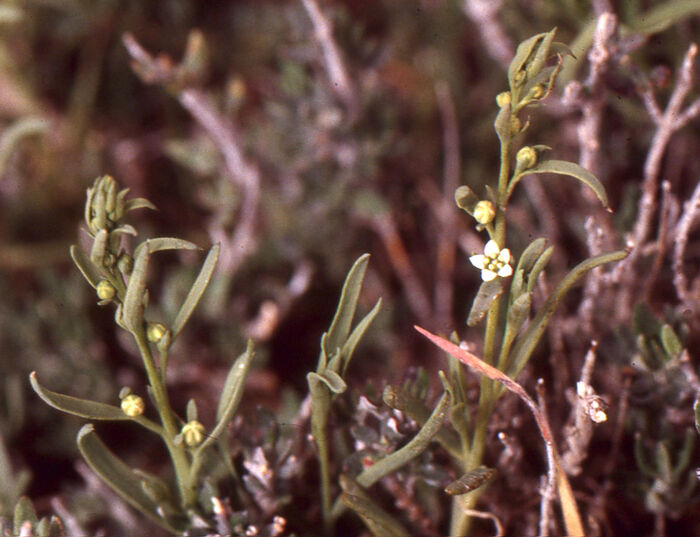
[
  {"xmin": 0, "ymin": 497, "xmax": 64, "ymax": 537},
  {"xmin": 29, "ymin": 175, "xmax": 251, "ymax": 534},
  {"xmin": 413, "ymin": 28, "xmax": 628, "ymax": 535}
]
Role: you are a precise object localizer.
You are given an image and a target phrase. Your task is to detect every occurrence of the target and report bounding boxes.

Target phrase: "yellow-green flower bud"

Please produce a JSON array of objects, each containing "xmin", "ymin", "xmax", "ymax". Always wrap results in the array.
[
  {"xmin": 473, "ymin": 200, "xmax": 496, "ymax": 225},
  {"xmin": 121, "ymin": 394, "xmax": 145, "ymax": 417},
  {"xmin": 117, "ymin": 253, "xmax": 134, "ymax": 276},
  {"xmin": 516, "ymin": 146, "xmax": 538, "ymax": 170},
  {"xmin": 496, "ymin": 91, "xmax": 511, "ymax": 108},
  {"xmin": 96, "ymin": 280, "xmax": 116, "ymax": 300},
  {"xmin": 181, "ymin": 420, "xmax": 205, "ymax": 447},
  {"xmin": 528, "ymin": 84, "xmax": 545, "ymax": 100},
  {"xmin": 146, "ymin": 322, "xmax": 167, "ymax": 343}
]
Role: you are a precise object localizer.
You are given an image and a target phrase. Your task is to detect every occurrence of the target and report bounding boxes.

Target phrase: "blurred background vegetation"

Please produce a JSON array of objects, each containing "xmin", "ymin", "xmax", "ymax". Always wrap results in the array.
[{"xmin": 2, "ymin": 1, "xmax": 700, "ymax": 535}]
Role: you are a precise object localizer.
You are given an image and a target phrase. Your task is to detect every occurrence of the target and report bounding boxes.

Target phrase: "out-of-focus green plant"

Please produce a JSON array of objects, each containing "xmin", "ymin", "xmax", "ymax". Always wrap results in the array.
[
  {"xmin": 0, "ymin": 497, "xmax": 64, "ymax": 537},
  {"xmin": 30, "ymin": 175, "xmax": 253, "ymax": 534},
  {"xmin": 413, "ymin": 28, "xmax": 628, "ymax": 536}
]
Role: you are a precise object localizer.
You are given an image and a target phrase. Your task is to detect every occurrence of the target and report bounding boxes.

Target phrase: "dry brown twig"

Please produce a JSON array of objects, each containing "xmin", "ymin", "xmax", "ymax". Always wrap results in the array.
[
  {"xmin": 415, "ymin": 326, "xmax": 584, "ymax": 537},
  {"xmin": 672, "ymin": 179, "xmax": 700, "ymax": 311},
  {"xmin": 122, "ymin": 33, "xmax": 261, "ymax": 278},
  {"xmin": 300, "ymin": 0, "xmax": 358, "ymax": 116},
  {"xmin": 461, "ymin": 0, "xmax": 513, "ymax": 69}
]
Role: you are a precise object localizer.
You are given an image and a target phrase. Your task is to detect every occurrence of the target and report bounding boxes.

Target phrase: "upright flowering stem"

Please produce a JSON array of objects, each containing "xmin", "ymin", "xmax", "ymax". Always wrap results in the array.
[
  {"xmin": 133, "ymin": 329, "xmax": 194, "ymax": 506},
  {"xmin": 451, "ymin": 114, "xmax": 513, "ymax": 537}
]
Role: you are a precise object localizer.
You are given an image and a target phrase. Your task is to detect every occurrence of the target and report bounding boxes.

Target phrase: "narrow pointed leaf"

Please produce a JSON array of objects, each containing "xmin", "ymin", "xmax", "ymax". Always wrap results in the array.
[
  {"xmin": 502, "ymin": 292, "xmax": 531, "ymax": 356},
  {"xmin": 508, "ymin": 32, "xmax": 546, "ymax": 88},
  {"xmin": 509, "ymin": 159, "xmax": 608, "ymax": 208},
  {"xmin": 308, "ymin": 371, "xmax": 347, "ymax": 395},
  {"xmin": 196, "ymin": 340, "xmax": 254, "ymax": 455},
  {"xmin": 467, "ymin": 279, "xmax": 503, "ymax": 327},
  {"xmin": 90, "ymin": 229, "xmax": 109, "ymax": 267},
  {"xmin": 124, "ymin": 197, "xmax": 157, "ymax": 213},
  {"xmin": 123, "ymin": 242, "xmax": 150, "ymax": 332},
  {"xmin": 526, "ymin": 245, "xmax": 554, "ymax": 293},
  {"xmin": 660, "ymin": 324, "xmax": 682, "ymax": 359},
  {"xmin": 695, "ymin": 398, "xmax": 700, "ymax": 435},
  {"xmin": 526, "ymin": 28, "xmax": 556, "ymax": 79},
  {"xmin": 70, "ymin": 245, "xmax": 104, "ymax": 288},
  {"xmin": 77, "ymin": 425, "xmax": 183, "ymax": 533},
  {"xmin": 340, "ymin": 298, "xmax": 382, "ymax": 376},
  {"xmin": 171, "ymin": 243, "xmax": 220, "ymax": 339},
  {"xmin": 31, "ymin": 372, "xmax": 130, "ymax": 421},
  {"xmin": 505, "ymin": 250, "xmax": 628, "ymax": 382},
  {"xmin": 324, "ymin": 254, "xmax": 370, "ymax": 357},
  {"xmin": 515, "ymin": 238, "xmax": 547, "ymax": 275},
  {"xmin": 30, "ymin": 373, "xmax": 162, "ymax": 434},
  {"xmin": 340, "ymin": 476, "xmax": 409, "ymax": 537},
  {"xmin": 355, "ymin": 393, "xmax": 448, "ymax": 490},
  {"xmin": 142, "ymin": 237, "xmax": 199, "ymax": 255}
]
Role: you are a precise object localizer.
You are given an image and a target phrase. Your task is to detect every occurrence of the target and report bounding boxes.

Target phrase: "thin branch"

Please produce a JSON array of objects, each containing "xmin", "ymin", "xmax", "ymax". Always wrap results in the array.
[
  {"xmin": 631, "ymin": 43, "xmax": 698, "ymax": 257},
  {"xmin": 415, "ymin": 326, "xmax": 584, "ymax": 536},
  {"xmin": 122, "ymin": 33, "xmax": 261, "ymax": 277},
  {"xmin": 673, "ymin": 179, "xmax": 700, "ymax": 309},
  {"xmin": 301, "ymin": 0, "xmax": 357, "ymax": 114},
  {"xmin": 536, "ymin": 379, "xmax": 557, "ymax": 537},
  {"xmin": 461, "ymin": 0, "xmax": 513, "ymax": 69}
]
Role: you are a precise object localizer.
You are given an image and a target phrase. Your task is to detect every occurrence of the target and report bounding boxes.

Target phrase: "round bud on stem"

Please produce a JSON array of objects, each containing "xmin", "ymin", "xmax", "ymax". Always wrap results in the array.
[
  {"xmin": 146, "ymin": 322, "xmax": 168, "ymax": 343},
  {"xmin": 473, "ymin": 200, "xmax": 496, "ymax": 225},
  {"xmin": 181, "ymin": 420, "xmax": 205, "ymax": 447},
  {"xmin": 121, "ymin": 394, "xmax": 145, "ymax": 417},
  {"xmin": 516, "ymin": 146, "xmax": 538, "ymax": 170},
  {"xmin": 96, "ymin": 280, "xmax": 116, "ymax": 300},
  {"xmin": 496, "ymin": 91, "xmax": 511, "ymax": 108}
]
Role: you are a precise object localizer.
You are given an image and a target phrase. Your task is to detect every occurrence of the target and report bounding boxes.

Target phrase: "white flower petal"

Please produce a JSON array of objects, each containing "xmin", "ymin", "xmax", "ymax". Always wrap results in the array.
[
  {"xmin": 470, "ymin": 254, "xmax": 486, "ymax": 269},
  {"xmin": 497, "ymin": 248, "xmax": 511, "ymax": 264},
  {"xmin": 481, "ymin": 269, "xmax": 497, "ymax": 282},
  {"xmin": 484, "ymin": 240, "xmax": 500, "ymax": 257},
  {"xmin": 498, "ymin": 264, "xmax": 513, "ymax": 278}
]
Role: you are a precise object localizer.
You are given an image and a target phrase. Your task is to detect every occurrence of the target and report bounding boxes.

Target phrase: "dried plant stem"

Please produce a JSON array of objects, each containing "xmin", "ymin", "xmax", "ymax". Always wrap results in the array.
[
  {"xmin": 416, "ymin": 326, "xmax": 585, "ymax": 536},
  {"xmin": 301, "ymin": 0, "xmax": 357, "ymax": 114},
  {"xmin": 461, "ymin": 0, "xmax": 513, "ymax": 69},
  {"xmin": 672, "ymin": 179, "xmax": 700, "ymax": 309}
]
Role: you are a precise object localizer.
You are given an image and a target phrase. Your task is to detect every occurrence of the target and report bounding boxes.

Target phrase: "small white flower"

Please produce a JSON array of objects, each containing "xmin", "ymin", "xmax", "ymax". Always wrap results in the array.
[{"xmin": 469, "ymin": 240, "xmax": 513, "ymax": 282}]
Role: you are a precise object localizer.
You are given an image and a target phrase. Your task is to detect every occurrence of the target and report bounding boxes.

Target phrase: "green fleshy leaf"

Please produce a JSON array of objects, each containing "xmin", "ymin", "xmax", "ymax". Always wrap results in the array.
[
  {"xmin": 695, "ymin": 399, "xmax": 700, "ymax": 436},
  {"xmin": 30, "ymin": 372, "xmax": 162, "ymax": 435},
  {"xmin": 340, "ymin": 298, "xmax": 382, "ymax": 376},
  {"xmin": 467, "ymin": 279, "xmax": 503, "ymax": 327},
  {"xmin": 508, "ymin": 32, "xmax": 547, "ymax": 90},
  {"xmin": 525, "ymin": 28, "xmax": 557, "ymax": 80},
  {"xmin": 186, "ymin": 399, "xmax": 198, "ymax": 423},
  {"xmin": 672, "ymin": 429, "xmax": 695, "ymax": 480},
  {"xmin": 205, "ymin": 340, "xmax": 255, "ymax": 450},
  {"xmin": 515, "ymin": 238, "xmax": 547, "ymax": 275},
  {"xmin": 90, "ymin": 229, "xmax": 109, "ymax": 267},
  {"xmin": 308, "ymin": 371, "xmax": 347, "ymax": 395},
  {"xmin": 13, "ymin": 497, "xmax": 38, "ymax": 534},
  {"xmin": 454, "ymin": 185, "xmax": 479, "ymax": 214},
  {"xmin": 504, "ymin": 250, "xmax": 628, "ymax": 384},
  {"xmin": 30, "ymin": 372, "xmax": 130, "ymax": 421},
  {"xmin": 502, "ymin": 292, "xmax": 531, "ymax": 355},
  {"xmin": 340, "ymin": 476, "xmax": 410, "ymax": 537},
  {"xmin": 355, "ymin": 393, "xmax": 448, "ymax": 490},
  {"xmin": 123, "ymin": 242, "xmax": 150, "ymax": 332},
  {"xmin": 508, "ymin": 159, "xmax": 608, "ymax": 208},
  {"xmin": 660, "ymin": 324, "xmax": 682, "ymax": 359},
  {"xmin": 171, "ymin": 243, "xmax": 220, "ymax": 340},
  {"xmin": 323, "ymin": 254, "xmax": 370, "ymax": 362},
  {"xmin": 77, "ymin": 425, "xmax": 184, "ymax": 533},
  {"xmin": 526, "ymin": 246, "xmax": 554, "ymax": 293},
  {"xmin": 70, "ymin": 245, "xmax": 104, "ymax": 288},
  {"xmin": 124, "ymin": 197, "xmax": 157, "ymax": 213}
]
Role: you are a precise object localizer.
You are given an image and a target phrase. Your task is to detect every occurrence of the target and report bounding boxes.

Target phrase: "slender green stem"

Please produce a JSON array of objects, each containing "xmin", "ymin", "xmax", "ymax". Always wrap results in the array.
[
  {"xmin": 452, "ymin": 118, "xmax": 513, "ymax": 537},
  {"xmin": 313, "ymin": 414, "xmax": 332, "ymax": 537},
  {"xmin": 134, "ymin": 329, "xmax": 194, "ymax": 506}
]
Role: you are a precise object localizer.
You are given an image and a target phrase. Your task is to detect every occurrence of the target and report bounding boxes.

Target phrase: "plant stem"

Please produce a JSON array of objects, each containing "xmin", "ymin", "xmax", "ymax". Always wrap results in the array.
[
  {"xmin": 134, "ymin": 329, "xmax": 194, "ymax": 506},
  {"xmin": 451, "ymin": 124, "xmax": 513, "ymax": 537}
]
